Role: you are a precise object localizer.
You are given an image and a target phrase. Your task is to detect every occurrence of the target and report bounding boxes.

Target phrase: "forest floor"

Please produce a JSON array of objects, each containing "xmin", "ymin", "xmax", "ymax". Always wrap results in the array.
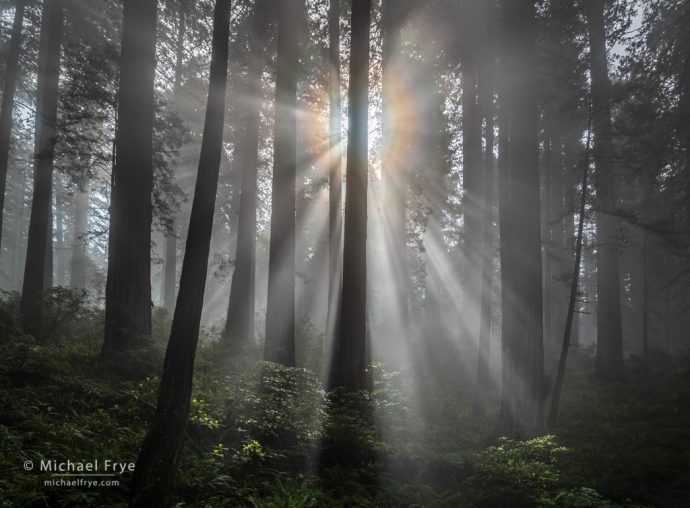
[{"xmin": 1, "ymin": 302, "xmax": 689, "ymax": 507}]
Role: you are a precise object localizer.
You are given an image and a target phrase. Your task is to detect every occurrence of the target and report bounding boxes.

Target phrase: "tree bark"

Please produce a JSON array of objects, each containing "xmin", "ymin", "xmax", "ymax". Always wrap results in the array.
[
  {"xmin": 329, "ymin": 0, "xmax": 371, "ymax": 391},
  {"xmin": 129, "ymin": 2, "xmax": 231, "ymax": 505},
  {"xmin": 498, "ymin": 0, "xmax": 544, "ymax": 438},
  {"xmin": 584, "ymin": 0, "xmax": 624, "ymax": 379},
  {"xmin": 20, "ymin": 0, "xmax": 64, "ymax": 337},
  {"xmin": 224, "ymin": 0, "xmax": 268, "ymax": 352},
  {"xmin": 102, "ymin": 0, "xmax": 157, "ymax": 356},
  {"xmin": 264, "ymin": 0, "xmax": 302, "ymax": 366},
  {"xmin": 0, "ymin": 0, "xmax": 26, "ymax": 255}
]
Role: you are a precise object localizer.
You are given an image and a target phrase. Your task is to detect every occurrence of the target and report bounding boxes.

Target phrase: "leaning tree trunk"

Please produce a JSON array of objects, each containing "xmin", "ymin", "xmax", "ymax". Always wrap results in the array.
[
  {"xmin": 329, "ymin": 0, "xmax": 371, "ymax": 391},
  {"xmin": 547, "ymin": 114, "xmax": 591, "ymax": 431},
  {"xmin": 585, "ymin": 0, "xmax": 624, "ymax": 380},
  {"xmin": 224, "ymin": 0, "xmax": 268, "ymax": 352},
  {"xmin": 0, "ymin": 0, "xmax": 27, "ymax": 254},
  {"xmin": 20, "ymin": 0, "xmax": 64, "ymax": 337},
  {"xmin": 264, "ymin": 0, "xmax": 302, "ymax": 366},
  {"xmin": 129, "ymin": 2, "xmax": 231, "ymax": 506},
  {"xmin": 326, "ymin": 0, "xmax": 343, "ymax": 347},
  {"xmin": 498, "ymin": 0, "xmax": 544, "ymax": 439},
  {"xmin": 102, "ymin": 0, "xmax": 157, "ymax": 357}
]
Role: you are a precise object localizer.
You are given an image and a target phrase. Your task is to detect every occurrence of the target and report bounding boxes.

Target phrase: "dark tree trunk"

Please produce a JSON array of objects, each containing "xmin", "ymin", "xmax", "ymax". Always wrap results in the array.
[
  {"xmin": 20, "ymin": 0, "xmax": 64, "ymax": 337},
  {"xmin": 129, "ymin": 2, "xmax": 231, "ymax": 505},
  {"xmin": 381, "ymin": 0, "xmax": 410, "ymax": 344},
  {"xmin": 498, "ymin": 0, "xmax": 544, "ymax": 438},
  {"xmin": 161, "ymin": 0, "xmax": 187, "ymax": 313},
  {"xmin": 71, "ymin": 182, "xmax": 89, "ymax": 289},
  {"xmin": 102, "ymin": 0, "xmax": 157, "ymax": 356},
  {"xmin": 547, "ymin": 117, "xmax": 591, "ymax": 431},
  {"xmin": 264, "ymin": 0, "xmax": 302, "ymax": 366},
  {"xmin": 326, "ymin": 0, "xmax": 343, "ymax": 346},
  {"xmin": 585, "ymin": 0, "xmax": 624, "ymax": 379},
  {"xmin": 224, "ymin": 0, "xmax": 268, "ymax": 352},
  {"xmin": 329, "ymin": 0, "xmax": 371, "ymax": 391},
  {"xmin": 0, "ymin": 0, "xmax": 26, "ymax": 254},
  {"xmin": 564, "ymin": 131, "xmax": 582, "ymax": 345}
]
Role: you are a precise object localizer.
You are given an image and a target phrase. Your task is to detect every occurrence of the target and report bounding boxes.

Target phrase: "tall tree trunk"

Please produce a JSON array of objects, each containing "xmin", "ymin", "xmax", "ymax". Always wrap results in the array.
[
  {"xmin": 547, "ymin": 115, "xmax": 590, "ymax": 431},
  {"xmin": 129, "ymin": 2, "xmax": 231, "ymax": 505},
  {"xmin": 461, "ymin": 0, "xmax": 483, "ymax": 346},
  {"xmin": 102, "ymin": 0, "xmax": 157, "ymax": 356},
  {"xmin": 71, "ymin": 181, "xmax": 89, "ymax": 289},
  {"xmin": 20, "ymin": 0, "xmax": 64, "ymax": 337},
  {"xmin": 329, "ymin": 0, "xmax": 371, "ymax": 391},
  {"xmin": 564, "ymin": 130, "xmax": 582, "ymax": 345},
  {"xmin": 264, "ymin": 0, "xmax": 302, "ymax": 366},
  {"xmin": 326, "ymin": 0, "xmax": 343, "ymax": 347},
  {"xmin": 381, "ymin": 0, "xmax": 410, "ymax": 344},
  {"xmin": 474, "ymin": 0, "xmax": 497, "ymax": 415},
  {"xmin": 498, "ymin": 0, "xmax": 544, "ymax": 438},
  {"xmin": 55, "ymin": 175, "xmax": 66, "ymax": 286},
  {"xmin": 585, "ymin": 0, "xmax": 624, "ymax": 379},
  {"xmin": 224, "ymin": 0, "xmax": 268, "ymax": 352},
  {"xmin": 161, "ymin": 0, "xmax": 187, "ymax": 312},
  {"xmin": 0, "ymin": 0, "xmax": 26, "ymax": 254}
]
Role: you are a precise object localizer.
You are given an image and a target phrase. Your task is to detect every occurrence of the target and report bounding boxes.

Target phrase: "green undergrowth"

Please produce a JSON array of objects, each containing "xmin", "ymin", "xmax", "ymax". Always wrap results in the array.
[{"xmin": 1, "ymin": 295, "xmax": 688, "ymax": 506}]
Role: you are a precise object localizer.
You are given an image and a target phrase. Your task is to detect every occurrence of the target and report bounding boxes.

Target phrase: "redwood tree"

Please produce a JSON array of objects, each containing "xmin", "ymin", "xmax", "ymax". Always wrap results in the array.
[
  {"xmin": 326, "ymin": 0, "xmax": 343, "ymax": 345},
  {"xmin": 129, "ymin": 1, "xmax": 231, "ymax": 505},
  {"xmin": 264, "ymin": 0, "xmax": 302, "ymax": 366},
  {"xmin": 20, "ymin": 0, "xmax": 64, "ymax": 336},
  {"xmin": 102, "ymin": 0, "xmax": 157, "ymax": 357},
  {"xmin": 585, "ymin": 0, "xmax": 624, "ymax": 380},
  {"xmin": 0, "ymin": 0, "xmax": 27, "ymax": 254},
  {"xmin": 224, "ymin": 0, "xmax": 269, "ymax": 352},
  {"xmin": 329, "ymin": 0, "xmax": 371, "ymax": 391},
  {"xmin": 498, "ymin": 0, "xmax": 544, "ymax": 438}
]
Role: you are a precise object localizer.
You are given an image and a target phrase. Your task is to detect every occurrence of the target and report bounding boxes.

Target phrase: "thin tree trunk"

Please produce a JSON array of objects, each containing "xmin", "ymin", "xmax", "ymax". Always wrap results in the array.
[
  {"xmin": 129, "ymin": 2, "xmax": 231, "ymax": 505},
  {"xmin": 329, "ymin": 0, "xmax": 371, "ymax": 391},
  {"xmin": 20, "ymin": 0, "xmax": 64, "ymax": 337},
  {"xmin": 71, "ymin": 181, "xmax": 89, "ymax": 289},
  {"xmin": 55, "ymin": 175, "xmax": 65, "ymax": 286},
  {"xmin": 0, "ymin": 0, "xmax": 27, "ymax": 254},
  {"xmin": 264, "ymin": 0, "xmax": 302, "ymax": 366},
  {"xmin": 461, "ymin": 0, "xmax": 483, "ymax": 346},
  {"xmin": 326, "ymin": 0, "xmax": 343, "ymax": 347},
  {"xmin": 547, "ymin": 113, "xmax": 591, "ymax": 431},
  {"xmin": 224, "ymin": 0, "xmax": 268, "ymax": 352},
  {"xmin": 585, "ymin": 0, "xmax": 624, "ymax": 379},
  {"xmin": 474, "ymin": 1, "xmax": 496, "ymax": 414},
  {"xmin": 102, "ymin": 0, "xmax": 157, "ymax": 356},
  {"xmin": 161, "ymin": 0, "xmax": 187, "ymax": 312}
]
